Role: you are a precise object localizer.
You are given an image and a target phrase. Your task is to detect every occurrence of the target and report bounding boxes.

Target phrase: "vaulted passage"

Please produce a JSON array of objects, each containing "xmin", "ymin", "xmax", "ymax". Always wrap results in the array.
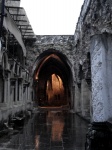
[{"xmin": 33, "ymin": 50, "xmax": 73, "ymax": 108}]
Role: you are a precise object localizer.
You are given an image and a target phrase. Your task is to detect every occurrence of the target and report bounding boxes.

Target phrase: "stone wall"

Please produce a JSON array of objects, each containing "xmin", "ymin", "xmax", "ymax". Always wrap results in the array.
[
  {"xmin": 26, "ymin": 35, "xmax": 74, "ymax": 71},
  {"xmin": 25, "ymin": 0, "xmax": 112, "ymax": 120},
  {"xmin": 26, "ymin": 35, "xmax": 74, "ymax": 75},
  {"xmin": 73, "ymin": 0, "xmax": 112, "ymax": 121},
  {"xmin": 73, "ymin": 0, "xmax": 112, "ymax": 79}
]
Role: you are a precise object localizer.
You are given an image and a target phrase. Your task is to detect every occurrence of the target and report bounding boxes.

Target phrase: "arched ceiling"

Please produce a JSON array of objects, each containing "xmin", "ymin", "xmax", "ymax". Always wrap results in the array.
[
  {"xmin": 33, "ymin": 50, "xmax": 72, "ymax": 86},
  {"xmin": 33, "ymin": 49, "xmax": 73, "ymax": 108}
]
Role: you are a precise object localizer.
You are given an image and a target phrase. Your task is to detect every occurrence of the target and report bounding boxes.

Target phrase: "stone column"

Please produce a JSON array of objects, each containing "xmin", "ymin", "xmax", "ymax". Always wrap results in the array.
[
  {"xmin": 0, "ymin": 75, "xmax": 4, "ymax": 104},
  {"xmin": 71, "ymin": 85, "xmax": 75, "ymax": 110},
  {"xmin": 21, "ymin": 82, "xmax": 23, "ymax": 103},
  {"xmin": 72, "ymin": 85, "xmax": 75, "ymax": 111},
  {"xmin": 86, "ymin": 33, "xmax": 112, "ymax": 149},
  {"xmin": 26, "ymin": 85, "xmax": 29, "ymax": 102},
  {"xmin": 19, "ymin": 81, "xmax": 21, "ymax": 101},
  {"xmin": 81, "ymin": 79, "xmax": 90, "ymax": 117},
  {"xmin": 7, "ymin": 76, "xmax": 10, "ymax": 107},
  {"xmin": 4, "ymin": 78, "xmax": 8, "ymax": 104},
  {"xmin": 90, "ymin": 33, "xmax": 112, "ymax": 122},
  {"xmin": 15, "ymin": 80, "xmax": 18, "ymax": 103},
  {"xmin": 75, "ymin": 84, "xmax": 81, "ymax": 113},
  {"xmin": 23, "ymin": 85, "xmax": 25, "ymax": 104}
]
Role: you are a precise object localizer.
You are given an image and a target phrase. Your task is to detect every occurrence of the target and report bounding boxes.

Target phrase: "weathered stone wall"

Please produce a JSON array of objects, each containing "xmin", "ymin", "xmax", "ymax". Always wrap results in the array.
[
  {"xmin": 74, "ymin": 0, "xmax": 112, "ymax": 71},
  {"xmin": 25, "ymin": 0, "xmax": 112, "ymax": 119},
  {"xmin": 73, "ymin": 0, "xmax": 112, "ymax": 79},
  {"xmin": 26, "ymin": 35, "xmax": 74, "ymax": 70},
  {"xmin": 73, "ymin": 0, "xmax": 112, "ymax": 120}
]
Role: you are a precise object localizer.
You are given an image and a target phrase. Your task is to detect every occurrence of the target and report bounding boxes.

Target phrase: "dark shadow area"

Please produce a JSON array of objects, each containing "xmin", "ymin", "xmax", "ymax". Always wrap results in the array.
[{"xmin": 33, "ymin": 49, "xmax": 73, "ymax": 108}]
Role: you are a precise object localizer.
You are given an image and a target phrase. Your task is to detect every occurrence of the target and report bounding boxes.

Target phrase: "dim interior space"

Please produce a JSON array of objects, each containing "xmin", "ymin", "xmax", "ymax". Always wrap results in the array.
[{"xmin": 33, "ymin": 50, "xmax": 73, "ymax": 109}]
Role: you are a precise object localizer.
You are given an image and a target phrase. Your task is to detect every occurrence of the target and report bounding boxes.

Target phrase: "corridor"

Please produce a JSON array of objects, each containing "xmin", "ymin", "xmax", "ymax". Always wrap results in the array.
[{"xmin": 0, "ymin": 110, "xmax": 88, "ymax": 150}]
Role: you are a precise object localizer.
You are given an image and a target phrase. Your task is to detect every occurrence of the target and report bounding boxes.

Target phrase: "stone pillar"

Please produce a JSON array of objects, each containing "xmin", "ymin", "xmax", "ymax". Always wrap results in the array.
[
  {"xmin": 27, "ymin": 85, "xmax": 31, "ymax": 102},
  {"xmin": 15, "ymin": 80, "xmax": 18, "ymax": 103},
  {"xmin": 19, "ymin": 81, "xmax": 21, "ymax": 101},
  {"xmin": 27, "ymin": 86, "xmax": 29, "ymax": 101},
  {"xmin": 17, "ymin": 80, "xmax": 20, "ymax": 101},
  {"xmin": 4, "ymin": 78, "xmax": 8, "ymax": 104},
  {"xmin": 85, "ymin": 33, "xmax": 112, "ymax": 150},
  {"xmin": 7, "ymin": 76, "xmax": 10, "ymax": 107},
  {"xmin": 0, "ymin": 75, "xmax": 4, "ymax": 103},
  {"xmin": 24, "ymin": 85, "xmax": 27, "ymax": 105},
  {"xmin": 72, "ymin": 85, "xmax": 75, "ymax": 111},
  {"xmin": 75, "ymin": 84, "xmax": 81, "ymax": 113},
  {"xmin": 21, "ymin": 82, "xmax": 23, "ymax": 103},
  {"xmin": 81, "ymin": 79, "xmax": 90, "ymax": 117},
  {"xmin": 26, "ymin": 86, "xmax": 28, "ymax": 101},
  {"xmin": 71, "ymin": 85, "xmax": 75, "ymax": 110},
  {"xmin": 90, "ymin": 33, "xmax": 112, "ymax": 122}
]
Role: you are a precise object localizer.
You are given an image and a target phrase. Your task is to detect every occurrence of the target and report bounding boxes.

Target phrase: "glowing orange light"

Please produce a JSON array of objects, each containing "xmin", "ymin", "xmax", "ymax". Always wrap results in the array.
[
  {"xmin": 46, "ymin": 74, "xmax": 64, "ymax": 105},
  {"xmin": 46, "ymin": 111, "xmax": 64, "ymax": 142},
  {"xmin": 35, "ymin": 76, "xmax": 38, "ymax": 80}
]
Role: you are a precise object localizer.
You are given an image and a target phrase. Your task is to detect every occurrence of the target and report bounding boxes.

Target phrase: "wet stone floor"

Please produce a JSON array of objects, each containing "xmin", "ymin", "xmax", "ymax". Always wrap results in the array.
[{"xmin": 0, "ymin": 110, "xmax": 88, "ymax": 150}]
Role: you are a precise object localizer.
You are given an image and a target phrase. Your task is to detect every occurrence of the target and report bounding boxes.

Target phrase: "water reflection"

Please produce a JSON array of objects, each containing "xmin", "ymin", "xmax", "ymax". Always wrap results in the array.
[
  {"xmin": 0, "ymin": 110, "xmax": 88, "ymax": 150},
  {"xmin": 47, "ymin": 111, "xmax": 64, "ymax": 141},
  {"xmin": 35, "ymin": 135, "xmax": 40, "ymax": 149}
]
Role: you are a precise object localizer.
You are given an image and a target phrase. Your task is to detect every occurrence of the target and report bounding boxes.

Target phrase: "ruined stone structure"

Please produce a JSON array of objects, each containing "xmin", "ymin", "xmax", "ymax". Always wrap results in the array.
[
  {"xmin": 74, "ymin": 0, "xmax": 112, "ymax": 122},
  {"xmin": 0, "ymin": 0, "xmax": 36, "ymax": 128},
  {"xmin": 1, "ymin": 0, "xmax": 112, "ymax": 149},
  {"xmin": 28, "ymin": 0, "xmax": 112, "ymax": 148},
  {"xmin": 27, "ymin": 35, "xmax": 75, "ymax": 109},
  {"xmin": 73, "ymin": 0, "xmax": 112, "ymax": 149}
]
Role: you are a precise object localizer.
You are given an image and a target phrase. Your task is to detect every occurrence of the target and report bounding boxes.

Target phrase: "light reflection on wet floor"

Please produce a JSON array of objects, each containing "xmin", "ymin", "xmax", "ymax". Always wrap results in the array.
[{"xmin": 0, "ymin": 110, "xmax": 88, "ymax": 150}]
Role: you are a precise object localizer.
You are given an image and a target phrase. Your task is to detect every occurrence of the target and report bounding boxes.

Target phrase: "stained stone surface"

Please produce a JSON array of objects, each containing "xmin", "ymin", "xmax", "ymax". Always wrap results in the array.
[
  {"xmin": 90, "ymin": 34, "xmax": 112, "ymax": 122},
  {"xmin": 0, "ymin": 111, "xmax": 88, "ymax": 150},
  {"xmin": 26, "ymin": 35, "xmax": 74, "ymax": 71}
]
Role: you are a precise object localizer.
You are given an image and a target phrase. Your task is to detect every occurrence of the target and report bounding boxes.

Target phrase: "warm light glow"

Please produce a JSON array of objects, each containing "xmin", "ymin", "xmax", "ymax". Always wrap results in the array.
[
  {"xmin": 35, "ymin": 54, "xmax": 64, "ymax": 79},
  {"xmin": 35, "ymin": 76, "xmax": 38, "ymax": 80},
  {"xmin": 35, "ymin": 135, "xmax": 39, "ymax": 149},
  {"xmin": 52, "ymin": 116, "xmax": 64, "ymax": 141},
  {"xmin": 47, "ymin": 111, "xmax": 64, "ymax": 141},
  {"xmin": 46, "ymin": 74, "xmax": 65, "ymax": 105}
]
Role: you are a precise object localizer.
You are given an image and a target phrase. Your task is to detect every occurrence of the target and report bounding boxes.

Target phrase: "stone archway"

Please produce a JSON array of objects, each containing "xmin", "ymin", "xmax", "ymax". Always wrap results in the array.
[{"xmin": 33, "ymin": 49, "xmax": 73, "ymax": 109}]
